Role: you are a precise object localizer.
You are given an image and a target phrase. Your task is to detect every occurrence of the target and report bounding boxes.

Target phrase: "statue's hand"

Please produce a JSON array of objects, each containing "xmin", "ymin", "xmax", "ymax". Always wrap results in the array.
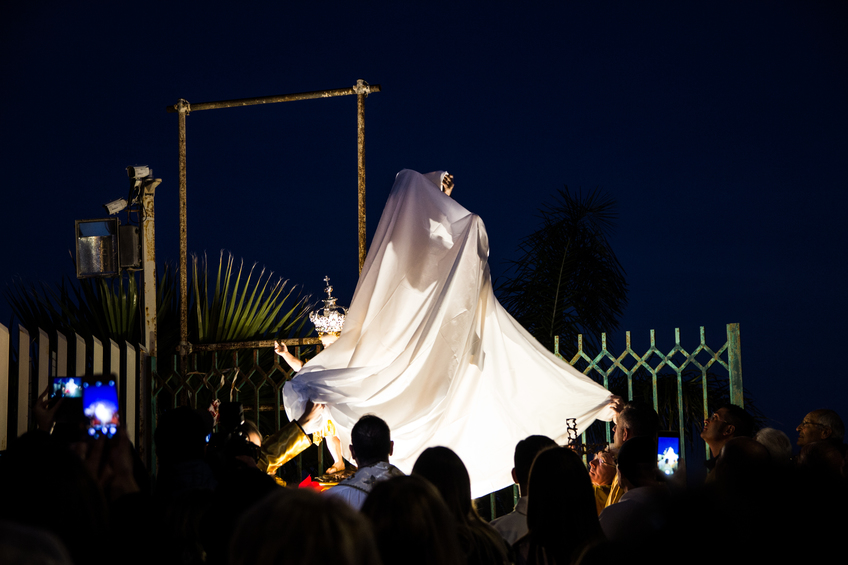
[{"xmin": 442, "ymin": 173, "xmax": 454, "ymax": 196}]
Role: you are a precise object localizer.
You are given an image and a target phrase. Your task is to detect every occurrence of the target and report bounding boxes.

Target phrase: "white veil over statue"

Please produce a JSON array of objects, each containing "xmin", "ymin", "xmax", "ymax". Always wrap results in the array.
[{"xmin": 283, "ymin": 169, "xmax": 615, "ymax": 497}]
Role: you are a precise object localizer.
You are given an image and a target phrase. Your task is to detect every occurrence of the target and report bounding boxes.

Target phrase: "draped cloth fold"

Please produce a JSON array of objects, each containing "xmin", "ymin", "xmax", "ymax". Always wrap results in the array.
[{"xmin": 283, "ymin": 169, "xmax": 614, "ymax": 497}]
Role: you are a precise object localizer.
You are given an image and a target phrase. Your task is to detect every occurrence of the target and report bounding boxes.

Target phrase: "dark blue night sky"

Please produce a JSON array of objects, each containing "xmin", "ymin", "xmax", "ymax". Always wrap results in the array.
[{"xmin": 2, "ymin": 2, "xmax": 846, "ymax": 447}]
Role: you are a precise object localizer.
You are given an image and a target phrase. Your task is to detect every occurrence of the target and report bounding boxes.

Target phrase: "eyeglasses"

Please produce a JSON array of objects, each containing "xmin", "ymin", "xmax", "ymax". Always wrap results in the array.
[
  {"xmin": 590, "ymin": 452, "xmax": 616, "ymax": 468},
  {"xmin": 706, "ymin": 413, "xmax": 728, "ymax": 424},
  {"xmin": 598, "ymin": 454, "xmax": 616, "ymax": 467},
  {"xmin": 798, "ymin": 420, "xmax": 826, "ymax": 428}
]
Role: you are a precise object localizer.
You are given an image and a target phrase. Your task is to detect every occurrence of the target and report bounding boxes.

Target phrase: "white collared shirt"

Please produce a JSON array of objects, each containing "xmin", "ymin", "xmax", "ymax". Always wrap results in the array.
[{"xmin": 490, "ymin": 496, "xmax": 528, "ymax": 545}]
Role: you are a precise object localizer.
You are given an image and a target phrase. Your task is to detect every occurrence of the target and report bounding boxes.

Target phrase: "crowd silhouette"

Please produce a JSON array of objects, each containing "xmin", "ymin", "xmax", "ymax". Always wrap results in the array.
[{"xmin": 1, "ymin": 390, "xmax": 845, "ymax": 565}]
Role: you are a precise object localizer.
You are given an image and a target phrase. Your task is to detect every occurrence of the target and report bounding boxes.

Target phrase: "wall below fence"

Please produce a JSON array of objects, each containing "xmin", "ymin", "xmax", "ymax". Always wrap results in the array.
[{"xmin": 0, "ymin": 323, "xmax": 144, "ymax": 454}]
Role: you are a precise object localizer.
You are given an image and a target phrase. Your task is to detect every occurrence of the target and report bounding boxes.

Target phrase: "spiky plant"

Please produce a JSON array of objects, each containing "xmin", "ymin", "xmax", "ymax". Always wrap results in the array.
[
  {"xmin": 6, "ymin": 273, "xmax": 141, "ymax": 345},
  {"xmin": 190, "ymin": 251, "xmax": 308, "ymax": 345}
]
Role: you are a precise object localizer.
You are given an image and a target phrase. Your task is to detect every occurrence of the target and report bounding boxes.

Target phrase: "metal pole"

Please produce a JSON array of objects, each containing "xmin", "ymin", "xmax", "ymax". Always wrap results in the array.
[
  {"xmin": 675, "ymin": 328, "xmax": 686, "ymax": 468},
  {"xmin": 139, "ymin": 178, "xmax": 160, "ymax": 468},
  {"xmin": 176, "ymin": 100, "xmax": 190, "ymax": 374},
  {"xmin": 727, "ymin": 323, "xmax": 743, "ymax": 407},
  {"xmin": 355, "ymin": 80, "xmax": 368, "ymax": 272},
  {"xmin": 141, "ymin": 180, "xmax": 161, "ymax": 357}
]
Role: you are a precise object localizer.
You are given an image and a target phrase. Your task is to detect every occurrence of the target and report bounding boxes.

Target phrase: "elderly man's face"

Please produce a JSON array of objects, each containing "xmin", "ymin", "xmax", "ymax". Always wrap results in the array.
[
  {"xmin": 796, "ymin": 412, "xmax": 829, "ymax": 446},
  {"xmin": 588, "ymin": 452, "xmax": 616, "ymax": 486}
]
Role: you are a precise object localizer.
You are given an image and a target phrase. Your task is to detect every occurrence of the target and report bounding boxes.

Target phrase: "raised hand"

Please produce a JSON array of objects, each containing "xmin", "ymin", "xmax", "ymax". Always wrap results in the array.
[
  {"xmin": 275, "ymin": 340, "xmax": 304, "ymax": 371},
  {"xmin": 34, "ymin": 386, "xmax": 61, "ymax": 432},
  {"xmin": 297, "ymin": 400, "xmax": 325, "ymax": 429}
]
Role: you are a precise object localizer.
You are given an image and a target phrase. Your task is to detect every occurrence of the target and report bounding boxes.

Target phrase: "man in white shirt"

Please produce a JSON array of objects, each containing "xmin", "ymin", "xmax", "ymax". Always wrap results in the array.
[
  {"xmin": 490, "ymin": 434, "xmax": 557, "ymax": 545},
  {"xmin": 323, "ymin": 415, "xmax": 404, "ymax": 511}
]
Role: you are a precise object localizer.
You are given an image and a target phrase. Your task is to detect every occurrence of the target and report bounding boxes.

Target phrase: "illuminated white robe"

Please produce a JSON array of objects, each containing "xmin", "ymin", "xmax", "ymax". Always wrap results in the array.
[{"xmin": 283, "ymin": 169, "xmax": 614, "ymax": 497}]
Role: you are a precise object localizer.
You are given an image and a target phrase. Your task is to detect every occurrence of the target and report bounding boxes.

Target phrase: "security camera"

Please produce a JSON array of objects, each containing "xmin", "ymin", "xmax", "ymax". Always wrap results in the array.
[
  {"xmin": 104, "ymin": 198, "xmax": 128, "ymax": 215},
  {"xmin": 127, "ymin": 165, "xmax": 151, "ymax": 179}
]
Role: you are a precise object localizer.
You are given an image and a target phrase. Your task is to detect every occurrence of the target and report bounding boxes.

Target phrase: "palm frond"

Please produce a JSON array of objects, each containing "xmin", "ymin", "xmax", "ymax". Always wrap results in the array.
[
  {"xmin": 496, "ymin": 187, "xmax": 628, "ymax": 354},
  {"xmin": 189, "ymin": 251, "xmax": 311, "ymax": 345}
]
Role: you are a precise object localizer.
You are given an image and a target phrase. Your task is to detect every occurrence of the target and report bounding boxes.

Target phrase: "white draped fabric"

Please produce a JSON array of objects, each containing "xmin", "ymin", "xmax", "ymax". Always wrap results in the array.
[{"xmin": 283, "ymin": 169, "xmax": 615, "ymax": 497}]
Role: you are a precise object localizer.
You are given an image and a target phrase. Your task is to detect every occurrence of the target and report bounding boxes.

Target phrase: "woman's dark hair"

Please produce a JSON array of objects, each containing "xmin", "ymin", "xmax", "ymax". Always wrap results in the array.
[
  {"xmin": 411, "ymin": 446, "xmax": 474, "ymax": 522},
  {"xmin": 525, "ymin": 447, "xmax": 602, "ymax": 563},
  {"xmin": 412, "ymin": 446, "xmax": 510, "ymax": 565},
  {"xmin": 361, "ymin": 475, "xmax": 465, "ymax": 565}
]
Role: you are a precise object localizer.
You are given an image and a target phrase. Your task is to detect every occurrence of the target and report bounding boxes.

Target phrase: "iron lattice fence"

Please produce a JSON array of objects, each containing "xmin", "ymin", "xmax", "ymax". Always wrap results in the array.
[
  {"xmin": 151, "ymin": 339, "xmax": 321, "ymax": 427},
  {"xmin": 556, "ymin": 323, "xmax": 742, "ymax": 465},
  {"xmin": 150, "ymin": 339, "xmax": 325, "ymax": 479}
]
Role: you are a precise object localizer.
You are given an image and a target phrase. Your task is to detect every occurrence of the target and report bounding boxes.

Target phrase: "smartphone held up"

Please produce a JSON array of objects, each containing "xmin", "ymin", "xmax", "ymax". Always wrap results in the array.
[
  {"xmin": 657, "ymin": 431, "xmax": 681, "ymax": 476},
  {"xmin": 49, "ymin": 377, "xmax": 83, "ymax": 402},
  {"xmin": 82, "ymin": 378, "xmax": 120, "ymax": 439}
]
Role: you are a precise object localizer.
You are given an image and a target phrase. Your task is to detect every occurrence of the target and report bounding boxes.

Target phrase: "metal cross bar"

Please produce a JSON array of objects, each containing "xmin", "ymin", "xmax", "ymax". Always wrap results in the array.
[
  {"xmin": 165, "ymin": 84, "xmax": 381, "ymax": 113},
  {"xmin": 192, "ymin": 337, "xmax": 322, "ymax": 352}
]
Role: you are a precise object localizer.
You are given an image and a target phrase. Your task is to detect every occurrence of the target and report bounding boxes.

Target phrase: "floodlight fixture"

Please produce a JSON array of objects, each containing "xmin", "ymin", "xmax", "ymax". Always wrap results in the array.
[{"xmin": 75, "ymin": 218, "xmax": 120, "ymax": 278}]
